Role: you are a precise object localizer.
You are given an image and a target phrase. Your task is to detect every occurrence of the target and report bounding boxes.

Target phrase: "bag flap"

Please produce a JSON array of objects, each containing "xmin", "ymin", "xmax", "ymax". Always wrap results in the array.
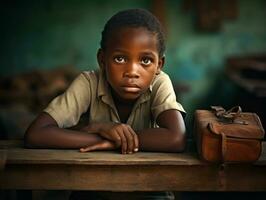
[{"xmin": 208, "ymin": 117, "xmax": 265, "ymax": 139}]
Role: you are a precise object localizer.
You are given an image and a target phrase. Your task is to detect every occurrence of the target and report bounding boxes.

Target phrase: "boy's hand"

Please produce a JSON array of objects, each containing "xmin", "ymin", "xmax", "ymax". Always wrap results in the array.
[
  {"xmin": 99, "ymin": 123, "xmax": 139, "ymax": 154},
  {"xmin": 80, "ymin": 140, "xmax": 116, "ymax": 152},
  {"xmin": 82, "ymin": 122, "xmax": 139, "ymax": 154}
]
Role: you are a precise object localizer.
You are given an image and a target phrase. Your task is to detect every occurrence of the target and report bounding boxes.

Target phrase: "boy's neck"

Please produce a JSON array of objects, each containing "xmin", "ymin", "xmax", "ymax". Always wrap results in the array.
[
  {"xmin": 111, "ymin": 89, "xmax": 136, "ymax": 123},
  {"xmin": 111, "ymin": 89, "xmax": 136, "ymax": 105}
]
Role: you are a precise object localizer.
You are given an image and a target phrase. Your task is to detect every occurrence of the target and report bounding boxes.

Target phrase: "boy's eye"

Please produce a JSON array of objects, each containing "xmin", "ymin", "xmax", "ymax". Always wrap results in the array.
[
  {"xmin": 114, "ymin": 56, "xmax": 126, "ymax": 64},
  {"xmin": 141, "ymin": 57, "xmax": 152, "ymax": 65}
]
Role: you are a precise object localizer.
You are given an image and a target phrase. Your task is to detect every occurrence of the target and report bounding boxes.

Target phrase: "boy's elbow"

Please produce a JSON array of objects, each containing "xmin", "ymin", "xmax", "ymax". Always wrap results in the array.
[
  {"xmin": 176, "ymin": 138, "xmax": 186, "ymax": 152},
  {"xmin": 171, "ymin": 133, "xmax": 186, "ymax": 152},
  {"xmin": 24, "ymin": 128, "xmax": 39, "ymax": 148}
]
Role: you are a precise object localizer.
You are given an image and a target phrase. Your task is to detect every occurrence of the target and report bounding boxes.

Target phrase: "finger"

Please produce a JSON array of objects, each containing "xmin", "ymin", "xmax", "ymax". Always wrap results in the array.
[
  {"xmin": 80, "ymin": 143, "xmax": 102, "ymax": 152},
  {"xmin": 121, "ymin": 125, "xmax": 134, "ymax": 154},
  {"xmin": 128, "ymin": 126, "xmax": 139, "ymax": 152},
  {"xmin": 111, "ymin": 132, "xmax": 122, "ymax": 147},
  {"xmin": 80, "ymin": 140, "xmax": 116, "ymax": 152},
  {"xmin": 116, "ymin": 128, "xmax": 127, "ymax": 154},
  {"xmin": 98, "ymin": 140, "xmax": 116, "ymax": 150}
]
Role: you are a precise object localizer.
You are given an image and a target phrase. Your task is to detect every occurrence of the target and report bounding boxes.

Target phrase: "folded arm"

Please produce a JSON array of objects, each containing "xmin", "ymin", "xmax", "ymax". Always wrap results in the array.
[
  {"xmin": 24, "ymin": 112, "xmax": 136, "ymax": 153},
  {"xmin": 24, "ymin": 112, "xmax": 104, "ymax": 149},
  {"xmin": 25, "ymin": 109, "xmax": 185, "ymax": 153},
  {"xmin": 137, "ymin": 109, "xmax": 186, "ymax": 152}
]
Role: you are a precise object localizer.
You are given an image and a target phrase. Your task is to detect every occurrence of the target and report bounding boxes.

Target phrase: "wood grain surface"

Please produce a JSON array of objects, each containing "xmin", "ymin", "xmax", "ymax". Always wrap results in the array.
[{"xmin": 0, "ymin": 140, "xmax": 266, "ymax": 191}]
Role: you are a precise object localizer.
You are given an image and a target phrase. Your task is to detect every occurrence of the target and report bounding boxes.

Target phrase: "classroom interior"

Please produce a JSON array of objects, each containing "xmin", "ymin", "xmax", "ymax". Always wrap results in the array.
[{"xmin": 0, "ymin": 0, "xmax": 266, "ymax": 199}]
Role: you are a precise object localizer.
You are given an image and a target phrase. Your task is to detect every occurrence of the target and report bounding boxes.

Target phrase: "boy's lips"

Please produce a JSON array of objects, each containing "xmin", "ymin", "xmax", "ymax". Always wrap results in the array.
[{"xmin": 121, "ymin": 84, "xmax": 141, "ymax": 93}]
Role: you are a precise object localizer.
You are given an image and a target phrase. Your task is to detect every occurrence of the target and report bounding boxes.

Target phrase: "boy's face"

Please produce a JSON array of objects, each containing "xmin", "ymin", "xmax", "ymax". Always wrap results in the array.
[{"xmin": 98, "ymin": 27, "xmax": 164, "ymax": 101}]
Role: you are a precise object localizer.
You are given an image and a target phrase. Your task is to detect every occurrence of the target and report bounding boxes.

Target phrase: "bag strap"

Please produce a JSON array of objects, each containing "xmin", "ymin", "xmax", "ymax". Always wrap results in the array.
[
  {"xmin": 208, "ymin": 123, "xmax": 227, "ymax": 162},
  {"xmin": 221, "ymin": 132, "xmax": 227, "ymax": 163},
  {"xmin": 211, "ymin": 106, "xmax": 247, "ymax": 124}
]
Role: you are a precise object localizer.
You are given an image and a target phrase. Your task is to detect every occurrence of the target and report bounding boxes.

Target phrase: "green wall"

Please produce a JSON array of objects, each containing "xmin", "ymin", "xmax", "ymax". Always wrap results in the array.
[
  {"xmin": 166, "ymin": 0, "xmax": 266, "ymax": 113},
  {"xmin": 1, "ymin": 0, "xmax": 150, "ymax": 75},
  {"xmin": 1, "ymin": 0, "xmax": 266, "ymax": 115}
]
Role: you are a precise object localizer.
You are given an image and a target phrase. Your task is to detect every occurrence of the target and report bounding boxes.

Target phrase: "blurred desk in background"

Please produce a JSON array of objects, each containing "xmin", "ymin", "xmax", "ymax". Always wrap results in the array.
[
  {"xmin": 0, "ymin": 140, "xmax": 266, "ymax": 192},
  {"xmin": 226, "ymin": 54, "xmax": 266, "ymax": 134}
]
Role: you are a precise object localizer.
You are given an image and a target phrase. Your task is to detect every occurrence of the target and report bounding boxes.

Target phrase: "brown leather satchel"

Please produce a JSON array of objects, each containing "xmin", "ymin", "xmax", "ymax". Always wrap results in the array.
[{"xmin": 194, "ymin": 106, "xmax": 265, "ymax": 163}]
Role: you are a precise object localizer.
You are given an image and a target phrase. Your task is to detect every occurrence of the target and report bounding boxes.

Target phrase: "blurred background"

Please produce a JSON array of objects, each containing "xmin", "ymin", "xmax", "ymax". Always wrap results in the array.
[
  {"xmin": 0, "ymin": 0, "xmax": 265, "ymax": 143},
  {"xmin": 0, "ymin": 0, "xmax": 266, "ymax": 199}
]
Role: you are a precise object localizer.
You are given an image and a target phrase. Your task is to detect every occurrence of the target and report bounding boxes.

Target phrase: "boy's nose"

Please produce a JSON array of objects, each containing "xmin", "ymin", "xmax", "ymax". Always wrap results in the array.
[{"xmin": 124, "ymin": 63, "xmax": 140, "ymax": 78}]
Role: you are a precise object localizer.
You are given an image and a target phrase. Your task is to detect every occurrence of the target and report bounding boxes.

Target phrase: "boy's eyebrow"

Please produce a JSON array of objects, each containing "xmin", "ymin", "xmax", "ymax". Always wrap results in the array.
[
  {"xmin": 112, "ymin": 48, "xmax": 157, "ymax": 57},
  {"xmin": 140, "ymin": 51, "xmax": 156, "ymax": 57}
]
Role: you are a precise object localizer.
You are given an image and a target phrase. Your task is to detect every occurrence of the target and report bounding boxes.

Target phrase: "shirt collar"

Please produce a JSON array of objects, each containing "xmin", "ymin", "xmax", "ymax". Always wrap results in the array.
[{"xmin": 97, "ymin": 70, "xmax": 109, "ymax": 98}]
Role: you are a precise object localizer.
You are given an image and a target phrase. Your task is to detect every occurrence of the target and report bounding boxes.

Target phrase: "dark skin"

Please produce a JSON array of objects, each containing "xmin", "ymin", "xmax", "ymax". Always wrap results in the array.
[{"xmin": 24, "ymin": 27, "xmax": 186, "ymax": 154}]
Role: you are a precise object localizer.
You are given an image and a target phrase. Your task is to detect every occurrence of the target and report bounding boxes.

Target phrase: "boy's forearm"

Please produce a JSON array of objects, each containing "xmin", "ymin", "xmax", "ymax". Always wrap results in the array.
[
  {"xmin": 137, "ymin": 128, "xmax": 186, "ymax": 152},
  {"xmin": 25, "ymin": 126, "xmax": 103, "ymax": 149}
]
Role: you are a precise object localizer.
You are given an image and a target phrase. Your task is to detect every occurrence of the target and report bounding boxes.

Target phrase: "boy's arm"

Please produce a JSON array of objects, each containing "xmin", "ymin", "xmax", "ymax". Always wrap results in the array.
[
  {"xmin": 75, "ymin": 109, "xmax": 185, "ymax": 153},
  {"xmin": 137, "ymin": 109, "xmax": 186, "ymax": 152},
  {"xmin": 24, "ymin": 112, "xmax": 105, "ymax": 149}
]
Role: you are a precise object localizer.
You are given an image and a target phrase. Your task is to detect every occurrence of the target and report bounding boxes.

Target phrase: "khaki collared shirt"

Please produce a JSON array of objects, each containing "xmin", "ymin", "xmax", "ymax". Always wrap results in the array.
[{"xmin": 44, "ymin": 70, "xmax": 185, "ymax": 131}]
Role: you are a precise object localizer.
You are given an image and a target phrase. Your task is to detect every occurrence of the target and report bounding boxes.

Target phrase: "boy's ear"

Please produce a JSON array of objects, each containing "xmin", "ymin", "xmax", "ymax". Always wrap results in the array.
[
  {"xmin": 97, "ymin": 48, "xmax": 105, "ymax": 69},
  {"xmin": 156, "ymin": 56, "xmax": 165, "ymax": 75}
]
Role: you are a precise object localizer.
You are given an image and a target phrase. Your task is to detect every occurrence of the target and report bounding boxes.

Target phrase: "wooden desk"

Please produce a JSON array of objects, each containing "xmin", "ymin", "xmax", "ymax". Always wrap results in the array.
[{"xmin": 0, "ymin": 140, "xmax": 266, "ymax": 191}]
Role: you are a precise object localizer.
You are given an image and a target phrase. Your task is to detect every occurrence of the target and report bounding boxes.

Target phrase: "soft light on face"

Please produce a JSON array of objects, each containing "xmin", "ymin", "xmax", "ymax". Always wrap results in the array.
[{"xmin": 99, "ymin": 27, "xmax": 163, "ymax": 101}]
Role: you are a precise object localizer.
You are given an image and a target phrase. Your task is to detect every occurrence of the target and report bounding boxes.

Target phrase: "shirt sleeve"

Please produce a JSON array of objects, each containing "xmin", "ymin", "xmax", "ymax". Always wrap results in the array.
[
  {"xmin": 151, "ymin": 72, "xmax": 186, "ymax": 121},
  {"xmin": 43, "ymin": 73, "xmax": 91, "ymax": 128}
]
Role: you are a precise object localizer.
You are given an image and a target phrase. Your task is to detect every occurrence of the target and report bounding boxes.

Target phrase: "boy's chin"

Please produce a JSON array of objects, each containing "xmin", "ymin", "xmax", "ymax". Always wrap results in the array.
[{"xmin": 118, "ymin": 92, "xmax": 141, "ymax": 102}]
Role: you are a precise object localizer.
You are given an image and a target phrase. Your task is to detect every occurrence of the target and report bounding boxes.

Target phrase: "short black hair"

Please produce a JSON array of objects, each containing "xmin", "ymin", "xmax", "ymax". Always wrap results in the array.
[{"xmin": 100, "ymin": 8, "xmax": 165, "ymax": 58}]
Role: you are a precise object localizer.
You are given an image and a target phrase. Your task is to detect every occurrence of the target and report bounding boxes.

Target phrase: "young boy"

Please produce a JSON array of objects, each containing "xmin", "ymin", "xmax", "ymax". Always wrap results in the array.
[
  {"xmin": 25, "ymin": 8, "xmax": 186, "ymax": 154},
  {"xmin": 25, "ymin": 8, "xmax": 186, "ymax": 199}
]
